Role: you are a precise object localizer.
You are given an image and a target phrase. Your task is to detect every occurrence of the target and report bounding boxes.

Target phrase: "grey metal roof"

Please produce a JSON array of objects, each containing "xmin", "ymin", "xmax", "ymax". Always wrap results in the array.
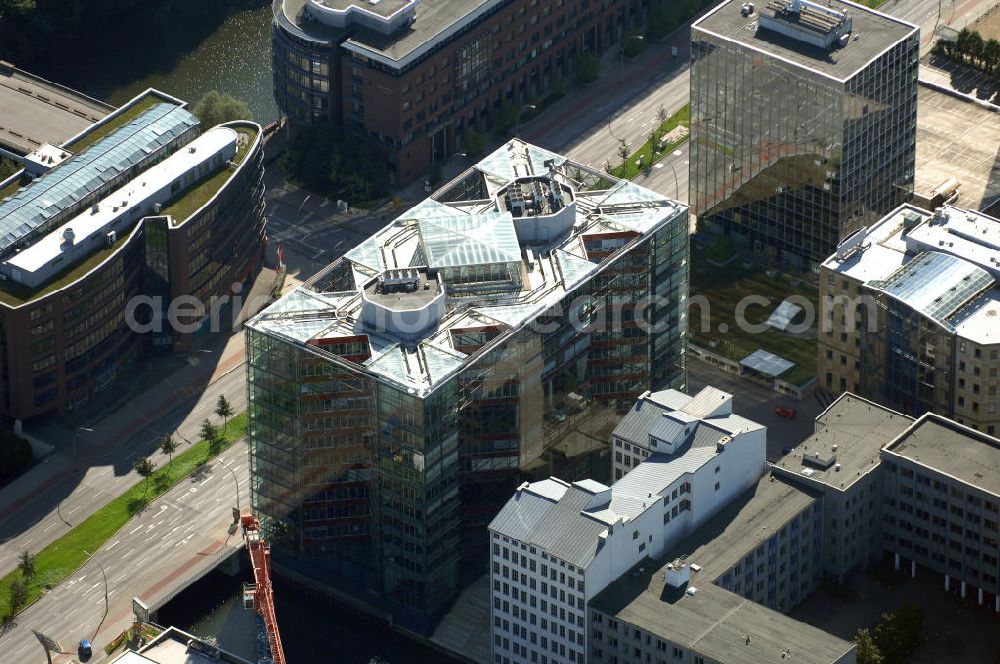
[
  {"xmin": 0, "ymin": 103, "xmax": 197, "ymax": 256},
  {"xmin": 489, "ymin": 481, "xmax": 610, "ymax": 568},
  {"xmin": 607, "ymin": 446, "xmax": 719, "ymax": 518},
  {"xmin": 683, "ymin": 386, "xmax": 733, "ymax": 418},
  {"xmin": 869, "ymin": 250, "xmax": 995, "ymax": 331}
]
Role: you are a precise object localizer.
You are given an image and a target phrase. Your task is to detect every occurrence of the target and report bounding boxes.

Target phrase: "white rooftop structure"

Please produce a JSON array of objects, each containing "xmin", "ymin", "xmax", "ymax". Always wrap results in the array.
[
  {"xmin": 492, "ymin": 387, "xmax": 766, "ymax": 569},
  {"xmin": 2, "ymin": 127, "xmax": 237, "ymax": 288},
  {"xmin": 249, "ymin": 139, "xmax": 687, "ymax": 396},
  {"xmin": 822, "ymin": 204, "xmax": 1000, "ymax": 342}
]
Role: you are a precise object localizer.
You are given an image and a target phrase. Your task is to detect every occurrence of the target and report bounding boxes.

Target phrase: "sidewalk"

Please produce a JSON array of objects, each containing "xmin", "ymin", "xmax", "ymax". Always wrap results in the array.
[{"xmin": 0, "ymin": 270, "xmax": 268, "ymax": 573}]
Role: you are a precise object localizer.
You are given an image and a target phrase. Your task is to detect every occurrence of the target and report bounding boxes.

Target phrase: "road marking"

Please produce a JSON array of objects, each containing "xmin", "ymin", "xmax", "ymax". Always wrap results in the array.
[
  {"xmin": 43, "ymin": 521, "xmax": 57, "ymax": 532},
  {"xmin": 107, "ymin": 539, "xmax": 121, "ymax": 550},
  {"xmin": 20, "ymin": 538, "xmax": 32, "ymax": 547},
  {"xmin": 130, "ymin": 525, "xmax": 143, "ymax": 535},
  {"xmin": 123, "ymin": 548, "xmax": 135, "ymax": 559}
]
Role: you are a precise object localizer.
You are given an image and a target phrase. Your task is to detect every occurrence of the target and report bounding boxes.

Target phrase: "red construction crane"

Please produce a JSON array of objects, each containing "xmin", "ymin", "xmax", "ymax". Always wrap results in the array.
[{"xmin": 241, "ymin": 514, "xmax": 287, "ymax": 664}]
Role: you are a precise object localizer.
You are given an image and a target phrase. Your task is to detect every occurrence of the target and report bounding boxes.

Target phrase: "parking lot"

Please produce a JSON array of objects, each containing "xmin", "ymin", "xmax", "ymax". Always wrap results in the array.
[
  {"xmin": 687, "ymin": 358, "xmax": 825, "ymax": 462},
  {"xmin": 914, "ymin": 80, "xmax": 1000, "ymax": 210}
]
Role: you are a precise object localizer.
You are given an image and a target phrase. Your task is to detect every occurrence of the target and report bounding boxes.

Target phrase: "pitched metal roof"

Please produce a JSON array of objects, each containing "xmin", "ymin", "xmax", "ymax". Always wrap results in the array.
[
  {"xmin": 0, "ymin": 103, "xmax": 197, "ymax": 256},
  {"xmin": 869, "ymin": 250, "xmax": 995, "ymax": 331},
  {"xmin": 490, "ymin": 481, "xmax": 610, "ymax": 568}
]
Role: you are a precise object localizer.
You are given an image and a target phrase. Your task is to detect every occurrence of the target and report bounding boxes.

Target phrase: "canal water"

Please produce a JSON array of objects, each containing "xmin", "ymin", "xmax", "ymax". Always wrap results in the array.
[
  {"xmin": 29, "ymin": 3, "xmax": 457, "ymax": 660},
  {"xmin": 27, "ymin": 0, "xmax": 278, "ymax": 123},
  {"xmin": 157, "ymin": 569, "xmax": 461, "ymax": 664}
]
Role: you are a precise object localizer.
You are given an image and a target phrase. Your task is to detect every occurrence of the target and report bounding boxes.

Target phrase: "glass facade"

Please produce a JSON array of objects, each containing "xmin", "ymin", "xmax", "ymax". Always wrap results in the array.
[
  {"xmin": 690, "ymin": 25, "xmax": 917, "ymax": 269},
  {"xmin": 247, "ymin": 181, "xmax": 689, "ymax": 632}
]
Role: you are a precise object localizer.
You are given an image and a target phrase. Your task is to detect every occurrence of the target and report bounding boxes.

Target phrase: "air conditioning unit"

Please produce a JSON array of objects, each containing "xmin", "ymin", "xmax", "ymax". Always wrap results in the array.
[{"xmin": 106, "ymin": 230, "xmax": 117, "ymax": 246}]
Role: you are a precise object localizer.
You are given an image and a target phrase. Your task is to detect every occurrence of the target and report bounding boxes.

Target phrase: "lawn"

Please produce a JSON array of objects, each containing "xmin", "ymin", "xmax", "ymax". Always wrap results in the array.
[
  {"xmin": 689, "ymin": 245, "xmax": 819, "ymax": 386},
  {"xmin": 0, "ymin": 412, "xmax": 247, "ymax": 620},
  {"xmin": 610, "ymin": 104, "xmax": 690, "ymax": 180},
  {"xmin": 160, "ymin": 127, "xmax": 258, "ymax": 224}
]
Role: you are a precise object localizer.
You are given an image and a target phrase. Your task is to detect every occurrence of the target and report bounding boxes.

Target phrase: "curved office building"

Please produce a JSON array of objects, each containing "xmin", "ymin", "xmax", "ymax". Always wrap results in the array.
[
  {"xmin": 0, "ymin": 90, "xmax": 266, "ymax": 421},
  {"xmin": 272, "ymin": 0, "xmax": 335, "ymax": 124}
]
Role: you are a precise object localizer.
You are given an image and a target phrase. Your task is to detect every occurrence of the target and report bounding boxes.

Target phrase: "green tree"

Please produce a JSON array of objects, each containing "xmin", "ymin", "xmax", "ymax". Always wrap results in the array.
[
  {"xmin": 215, "ymin": 395, "xmax": 234, "ymax": 429},
  {"xmin": 0, "ymin": 157, "xmax": 20, "ymax": 181},
  {"xmin": 494, "ymin": 103, "xmax": 518, "ymax": 134},
  {"xmin": 17, "ymin": 550, "xmax": 36, "ymax": 582},
  {"xmin": 0, "ymin": 426, "xmax": 34, "ymax": 489},
  {"xmin": 133, "ymin": 457, "xmax": 156, "ymax": 494},
  {"xmin": 967, "ymin": 30, "xmax": 985, "ymax": 65},
  {"xmin": 200, "ymin": 419, "xmax": 219, "ymax": 445},
  {"xmin": 159, "ymin": 434, "xmax": 179, "ymax": 467},
  {"xmin": 983, "ymin": 38, "xmax": 1000, "ymax": 73},
  {"xmin": 192, "ymin": 90, "xmax": 252, "ymax": 127},
  {"xmin": 617, "ymin": 140, "xmax": 631, "ymax": 165},
  {"xmin": 8, "ymin": 578, "xmax": 28, "ymax": 615},
  {"xmin": 873, "ymin": 603, "xmax": 924, "ymax": 663},
  {"xmin": 855, "ymin": 629, "xmax": 884, "ymax": 664},
  {"xmin": 574, "ymin": 52, "xmax": 601, "ymax": 84}
]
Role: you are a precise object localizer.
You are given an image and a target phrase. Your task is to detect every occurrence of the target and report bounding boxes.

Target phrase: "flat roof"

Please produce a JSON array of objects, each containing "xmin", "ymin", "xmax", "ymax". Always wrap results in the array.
[
  {"xmin": 6, "ymin": 128, "xmax": 237, "ymax": 277},
  {"xmin": 823, "ymin": 203, "xmax": 1000, "ymax": 345},
  {"xmin": 774, "ymin": 393, "xmax": 913, "ymax": 491},
  {"xmin": 248, "ymin": 139, "xmax": 686, "ymax": 396},
  {"xmin": 591, "ymin": 475, "xmax": 852, "ymax": 664},
  {"xmin": 0, "ymin": 64, "xmax": 111, "ymax": 155},
  {"xmin": 885, "ymin": 414, "xmax": 1000, "ymax": 496},
  {"xmin": 0, "ymin": 102, "xmax": 197, "ymax": 256},
  {"xmin": 279, "ymin": 0, "xmax": 500, "ymax": 66},
  {"xmin": 693, "ymin": 0, "xmax": 917, "ymax": 81},
  {"xmin": 112, "ymin": 626, "xmax": 252, "ymax": 664}
]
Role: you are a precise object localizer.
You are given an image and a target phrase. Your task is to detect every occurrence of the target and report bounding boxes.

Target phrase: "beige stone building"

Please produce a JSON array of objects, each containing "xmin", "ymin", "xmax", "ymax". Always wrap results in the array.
[{"xmin": 818, "ymin": 204, "xmax": 1000, "ymax": 436}]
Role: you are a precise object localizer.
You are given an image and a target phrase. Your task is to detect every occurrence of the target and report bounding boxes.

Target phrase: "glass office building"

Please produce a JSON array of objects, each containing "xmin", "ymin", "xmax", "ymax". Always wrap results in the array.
[
  {"xmin": 691, "ymin": 0, "xmax": 919, "ymax": 269},
  {"xmin": 246, "ymin": 140, "xmax": 689, "ymax": 632}
]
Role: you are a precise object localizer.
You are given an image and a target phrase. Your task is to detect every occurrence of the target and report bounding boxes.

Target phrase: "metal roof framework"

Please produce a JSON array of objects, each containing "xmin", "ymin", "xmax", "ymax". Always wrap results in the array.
[{"xmin": 0, "ymin": 103, "xmax": 198, "ymax": 255}]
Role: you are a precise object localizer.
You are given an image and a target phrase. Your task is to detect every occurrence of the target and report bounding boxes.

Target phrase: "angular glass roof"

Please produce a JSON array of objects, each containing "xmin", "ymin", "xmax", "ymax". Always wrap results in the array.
[
  {"xmin": 418, "ymin": 211, "xmax": 521, "ymax": 268},
  {"xmin": 0, "ymin": 103, "xmax": 197, "ymax": 256},
  {"xmin": 476, "ymin": 143, "xmax": 567, "ymax": 183},
  {"xmin": 870, "ymin": 251, "xmax": 995, "ymax": 330},
  {"xmin": 555, "ymin": 248, "xmax": 598, "ymax": 290}
]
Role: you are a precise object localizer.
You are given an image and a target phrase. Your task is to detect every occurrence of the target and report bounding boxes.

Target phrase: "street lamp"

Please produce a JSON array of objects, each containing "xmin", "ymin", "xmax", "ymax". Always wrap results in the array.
[
  {"xmin": 514, "ymin": 104, "xmax": 537, "ymax": 138},
  {"xmin": 84, "ymin": 550, "xmax": 109, "ymax": 634},
  {"xmin": 217, "ymin": 455, "xmax": 241, "ymax": 513}
]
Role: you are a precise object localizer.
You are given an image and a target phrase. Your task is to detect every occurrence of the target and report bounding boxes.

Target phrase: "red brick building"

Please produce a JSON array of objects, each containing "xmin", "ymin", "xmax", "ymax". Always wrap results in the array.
[{"xmin": 272, "ymin": 0, "xmax": 649, "ymax": 185}]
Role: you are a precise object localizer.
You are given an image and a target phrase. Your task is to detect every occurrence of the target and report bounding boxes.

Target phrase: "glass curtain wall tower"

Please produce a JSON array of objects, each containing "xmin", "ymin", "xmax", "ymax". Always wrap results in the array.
[
  {"xmin": 246, "ymin": 140, "xmax": 689, "ymax": 632},
  {"xmin": 690, "ymin": 0, "xmax": 918, "ymax": 269}
]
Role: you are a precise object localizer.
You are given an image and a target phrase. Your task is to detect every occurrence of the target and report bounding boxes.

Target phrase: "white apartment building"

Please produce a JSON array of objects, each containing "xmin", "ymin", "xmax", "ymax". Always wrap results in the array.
[{"xmin": 488, "ymin": 387, "xmax": 766, "ymax": 664}]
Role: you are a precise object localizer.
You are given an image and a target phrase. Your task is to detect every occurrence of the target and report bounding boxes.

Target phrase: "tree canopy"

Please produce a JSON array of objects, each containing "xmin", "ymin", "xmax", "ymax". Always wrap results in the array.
[
  {"xmin": 279, "ymin": 123, "xmax": 389, "ymax": 203},
  {"xmin": 192, "ymin": 90, "xmax": 252, "ymax": 127}
]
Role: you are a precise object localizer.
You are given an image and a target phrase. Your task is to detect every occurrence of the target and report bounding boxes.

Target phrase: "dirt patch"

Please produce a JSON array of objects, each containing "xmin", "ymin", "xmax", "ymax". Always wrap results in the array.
[{"xmin": 970, "ymin": 3, "xmax": 1000, "ymax": 41}]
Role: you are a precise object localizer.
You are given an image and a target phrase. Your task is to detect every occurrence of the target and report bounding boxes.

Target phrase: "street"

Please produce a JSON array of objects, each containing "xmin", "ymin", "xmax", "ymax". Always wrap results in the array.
[
  {"xmin": 0, "ymin": 442, "xmax": 248, "ymax": 664},
  {"xmin": 1, "ymin": 0, "xmax": 998, "ymax": 659}
]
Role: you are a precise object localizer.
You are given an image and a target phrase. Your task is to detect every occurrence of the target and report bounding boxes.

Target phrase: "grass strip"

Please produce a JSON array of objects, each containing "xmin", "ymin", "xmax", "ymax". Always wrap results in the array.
[
  {"xmin": 610, "ymin": 104, "xmax": 690, "ymax": 180},
  {"xmin": 0, "ymin": 412, "xmax": 247, "ymax": 619}
]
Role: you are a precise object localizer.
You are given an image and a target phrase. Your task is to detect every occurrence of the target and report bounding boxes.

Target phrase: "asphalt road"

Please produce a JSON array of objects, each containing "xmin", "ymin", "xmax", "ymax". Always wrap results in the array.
[
  {"xmin": 0, "ymin": 441, "xmax": 248, "ymax": 664},
  {"xmin": 0, "ymin": 366, "xmax": 246, "ymax": 581}
]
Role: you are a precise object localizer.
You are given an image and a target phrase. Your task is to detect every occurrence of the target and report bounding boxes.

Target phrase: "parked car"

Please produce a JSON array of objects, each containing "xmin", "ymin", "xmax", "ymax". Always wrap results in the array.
[
  {"xmin": 774, "ymin": 406, "xmax": 796, "ymax": 420},
  {"xmin": 79, "ymin": 639, "xmax": 93, "ymax": 661}
]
